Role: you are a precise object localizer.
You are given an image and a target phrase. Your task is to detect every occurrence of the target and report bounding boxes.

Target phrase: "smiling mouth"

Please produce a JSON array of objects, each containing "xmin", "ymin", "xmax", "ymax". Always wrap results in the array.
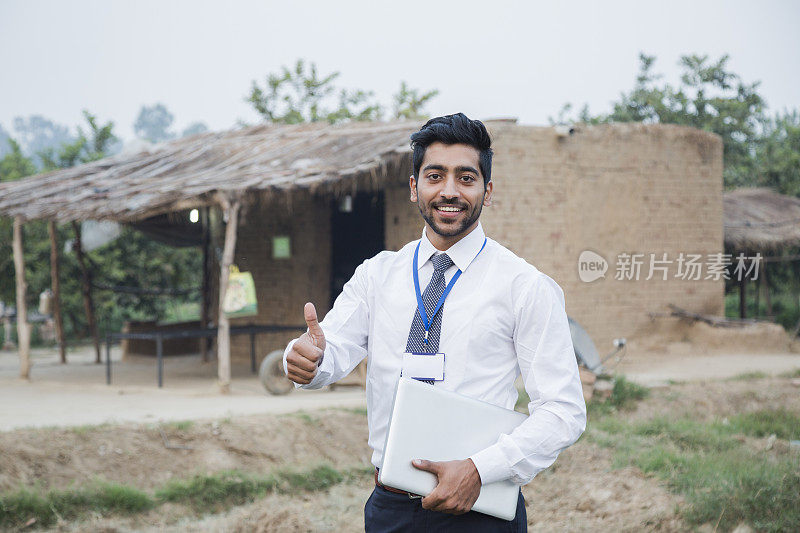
[{"xmin": 434, "ymin": 205, "xmax": 465, "ymax": 213}]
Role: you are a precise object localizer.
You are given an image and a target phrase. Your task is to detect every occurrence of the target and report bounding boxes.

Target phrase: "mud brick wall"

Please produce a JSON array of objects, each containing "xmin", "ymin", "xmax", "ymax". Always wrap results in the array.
[
  {"xmin": 226, "ymin": 191, "xmax": 332, "ymax": 365},
  {"xmin": 385, "ymin": 183, "xmax": 422, "ymax": 251},
  {"xmin": 223, "ymin": 122, "xmax": 723, "ymax": 365},
  {"xmin": 479, "ymin": 122, "xmax": 724, "ymax": 353}
]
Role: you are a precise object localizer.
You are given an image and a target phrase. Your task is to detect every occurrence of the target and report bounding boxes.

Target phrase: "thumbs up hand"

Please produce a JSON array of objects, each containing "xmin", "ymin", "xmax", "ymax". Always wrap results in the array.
[{"xmin": 286, "ymin": 302, "xmax": 327, "ymax": 385}]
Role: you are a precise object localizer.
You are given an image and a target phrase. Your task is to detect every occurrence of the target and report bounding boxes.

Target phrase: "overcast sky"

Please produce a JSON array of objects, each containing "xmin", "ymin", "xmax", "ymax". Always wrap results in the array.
[{"xmin": 1, "ymin": 0, "xmax": 798, "ymax": 139}]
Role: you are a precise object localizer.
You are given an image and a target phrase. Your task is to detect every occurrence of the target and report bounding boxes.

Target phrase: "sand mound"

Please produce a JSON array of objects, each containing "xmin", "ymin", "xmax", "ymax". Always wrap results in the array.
[{"xmin": 629, "ymin": 316, "xmax": 798, "ymax": 357}]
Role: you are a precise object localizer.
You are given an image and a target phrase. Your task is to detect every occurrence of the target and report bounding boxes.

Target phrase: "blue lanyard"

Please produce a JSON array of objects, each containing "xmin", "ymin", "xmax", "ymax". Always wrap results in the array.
[{"xmin": 412, "ymin": 238, "xmax": 488, "ymax": 344}]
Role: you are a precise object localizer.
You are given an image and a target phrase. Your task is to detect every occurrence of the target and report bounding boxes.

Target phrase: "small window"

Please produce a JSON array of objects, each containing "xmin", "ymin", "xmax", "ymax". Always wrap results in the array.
[{"xmin": 272, "ymin": 236, "xmax": 291, "ymax": 259}]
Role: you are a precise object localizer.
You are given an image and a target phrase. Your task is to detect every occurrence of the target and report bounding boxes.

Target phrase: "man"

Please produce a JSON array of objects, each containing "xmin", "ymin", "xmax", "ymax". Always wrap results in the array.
[{"xmin": 284, "ymin": 113, "xmax": 586, "ymax": 531}]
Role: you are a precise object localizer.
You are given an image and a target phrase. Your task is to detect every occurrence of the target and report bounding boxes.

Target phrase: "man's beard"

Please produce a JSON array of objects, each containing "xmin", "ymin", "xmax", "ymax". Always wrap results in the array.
[{"xmin": 417, "ymin": 196, "xmax": 484, "ymax": 238}]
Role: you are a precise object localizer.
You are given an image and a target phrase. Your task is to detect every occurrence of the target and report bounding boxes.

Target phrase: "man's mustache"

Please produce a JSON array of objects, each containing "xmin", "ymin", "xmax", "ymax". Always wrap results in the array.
[{"xmin": 432, "ymin": 200, "xmax": 468, "ymax": 209}]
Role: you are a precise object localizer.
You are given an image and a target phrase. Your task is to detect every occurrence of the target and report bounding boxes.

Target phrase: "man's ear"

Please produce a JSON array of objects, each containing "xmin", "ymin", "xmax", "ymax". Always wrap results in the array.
[
  {"xmin": 483, "ymin": 180, "xmax": 493, "ymax": 206},
  {"xmin": 409, "ymin": 175, "xmax": 418, "ymax": 202}
]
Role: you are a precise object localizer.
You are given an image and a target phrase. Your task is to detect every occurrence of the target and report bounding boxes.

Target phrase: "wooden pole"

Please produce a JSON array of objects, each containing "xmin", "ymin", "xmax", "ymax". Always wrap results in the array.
[
  {"xmin": 217, "ymin": 198, "xmax": 240, "ymax": 394},
  {"xmin": 48, "ymin": 221, "xmax": 67, "ymax": 363},
  {"xmin": 739, "ymin": 275, "xmax": 746, "ymax": 319},
  {"xmin": 763, "ymin": 261, "xmax": 773, "ymax": 319},
  {"xmin": 754, "ymin": 263, "xmax": 761, "ymax": 318},
  {"xmin": 13, "ymin": 217, "xmax": 31, "ymax": 379},
  {"xmin": 200, "ymin": 207, "xmax": 211, "ymax": 362},
  {"xmin": 72, "ymin": 222, "xmax": 101, "ymax": 363},
  {"xmin": 738, "ymin": 249, "xmax": 747, "ymax": 319}
]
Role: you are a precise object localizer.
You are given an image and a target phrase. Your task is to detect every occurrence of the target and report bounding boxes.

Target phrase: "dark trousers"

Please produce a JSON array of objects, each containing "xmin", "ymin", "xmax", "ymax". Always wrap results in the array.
[{"xmin": 364, "ymin": 485, "xmax": 527, "ymax": 532}]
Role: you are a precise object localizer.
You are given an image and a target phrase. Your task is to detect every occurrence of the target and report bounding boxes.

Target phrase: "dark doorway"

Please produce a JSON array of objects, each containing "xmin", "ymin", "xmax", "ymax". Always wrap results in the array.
[{"xmin": 330, "ymin": 192, "xmax": 385, "ymax": 307}]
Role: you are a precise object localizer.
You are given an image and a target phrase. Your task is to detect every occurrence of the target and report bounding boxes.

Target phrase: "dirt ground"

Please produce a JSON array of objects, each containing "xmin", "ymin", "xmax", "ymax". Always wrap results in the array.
[
  {"xmin": 0, "ymin": 346, "xmax": 367, "ymax": 430},
  {"xmin": 2, "ymin": 337, "xmax": 799, "ymax": 430},
  {"xmin": 1, "ymin": 330, "xmax": 799, "ymax": 531},
  {"xmin": 2, "ymin": 374, "xmax": 798, "ymax": 532}
]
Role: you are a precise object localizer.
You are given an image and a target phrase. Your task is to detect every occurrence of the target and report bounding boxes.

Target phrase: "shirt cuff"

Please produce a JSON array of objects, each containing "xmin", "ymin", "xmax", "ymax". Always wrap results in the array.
[
  {"xmin": 469, "ymin": 443, "xmax": 513, "ymax": 486},
  {"xmin": 283, "ymin": 338, "xmax": 331, "ymax": 390}
]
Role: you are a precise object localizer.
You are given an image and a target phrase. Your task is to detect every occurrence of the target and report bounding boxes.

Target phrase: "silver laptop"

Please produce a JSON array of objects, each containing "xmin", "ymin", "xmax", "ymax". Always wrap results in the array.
[{"xmin": 378, "ymin": 377, "xmax": 527, "ymax": 521}]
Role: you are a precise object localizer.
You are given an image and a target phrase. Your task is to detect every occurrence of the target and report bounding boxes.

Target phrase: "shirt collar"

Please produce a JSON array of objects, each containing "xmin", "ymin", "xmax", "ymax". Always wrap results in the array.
[{"xmin": 417, "ymin": 222, "xmax": 486, "ymax": 273}]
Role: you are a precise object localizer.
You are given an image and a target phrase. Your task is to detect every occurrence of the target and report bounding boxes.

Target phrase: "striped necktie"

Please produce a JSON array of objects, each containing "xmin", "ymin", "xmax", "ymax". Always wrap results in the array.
[{"xmin": 406, "ymin": 253, "xmax": 454, "ymax": 383}]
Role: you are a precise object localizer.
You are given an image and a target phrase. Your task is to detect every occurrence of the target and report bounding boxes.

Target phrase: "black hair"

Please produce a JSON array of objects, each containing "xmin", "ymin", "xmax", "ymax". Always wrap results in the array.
[{"xmin": 410, "ymin": 113, "xmax": 493, "ymax": 187}]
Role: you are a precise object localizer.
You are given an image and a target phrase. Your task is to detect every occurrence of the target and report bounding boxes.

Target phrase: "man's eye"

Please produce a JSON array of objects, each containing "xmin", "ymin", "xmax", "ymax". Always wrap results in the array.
[
  {"xmin": 428, "ymin": 173, "xmax": 441, "ymax": 180},
  {"xmin": 460, "ymin": 175, "xmax": 475, "ymax": 182}
]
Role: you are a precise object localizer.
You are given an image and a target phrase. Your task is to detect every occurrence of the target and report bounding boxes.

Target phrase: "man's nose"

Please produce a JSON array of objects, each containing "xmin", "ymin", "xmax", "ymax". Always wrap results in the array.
[{"xmin": 440, "ymin": 176, "xmax": 460, "ymax": 199}]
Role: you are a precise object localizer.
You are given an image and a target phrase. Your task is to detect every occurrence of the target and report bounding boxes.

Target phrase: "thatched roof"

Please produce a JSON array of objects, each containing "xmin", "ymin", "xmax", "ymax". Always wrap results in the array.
[
  {"xmin": 724, "ymin": 187, "xmax": 800, "ymax": 251},
  {"xmin": 0, "ymin": 120, "xmax": 419, "ymax": 223}
]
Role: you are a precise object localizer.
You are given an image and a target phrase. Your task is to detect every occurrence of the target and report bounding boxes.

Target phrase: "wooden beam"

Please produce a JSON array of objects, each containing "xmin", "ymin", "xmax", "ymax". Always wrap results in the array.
[
  {"xmin": 48, "ymin": 221, "xmax": 67, "ymax": 364},
  {"xmin": 72, "ymin": 222, "xmax": 101, "ymax": 364},
  {"xmin": 13, "ymin": 217, "xmax": 31, "ymax": 379},
  {"xmin": 216, "ymin": 198, "xmax": 241, "ymax": 394},
  {"xmin": 200, "ymin": 207, "xmax": 211, "ymax": 362}
]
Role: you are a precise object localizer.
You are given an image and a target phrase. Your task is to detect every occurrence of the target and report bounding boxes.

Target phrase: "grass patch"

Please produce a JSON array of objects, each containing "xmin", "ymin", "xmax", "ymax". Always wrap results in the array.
[
  {"xmin": 156, "ymin": 464, "xmax": 361, "ymax": 511},
  {"xmin": 156, "ymin": 471, "xmax": 278, "ymax": 512},
  {"xmin": 728, "ymin": 408, "xmax": 800, "ymax": 440},
  {"xmin": 514, "ymin": 387, "xmax": 530, "ymax": 413},
  {"xmin": 67, "ymin": 423, "xmax": 109, "ymax": 436},
  {"xmin": 727, "ymin": 371, "xmax": 769, "ymax": 381},
  {"xmin": 328, "ymin": 406, "xmax": 368, "ymax": 416},
  {"xmin": 589, "ymin": 413, "xmax": 800, "ymax": 532},
  {"xmin": 609, "ymin": 375, "xmax": 649, "ymax": 409},
  {"xmin": 585, "ymin": 375, "xmax": 650, "ymax": 420},
  {"xmin": 779, "ymin": 368, "xmax": 800, "ymax": 378},
  {"xmin": 0, "ymin": 464, "xmax": 372, "ymax": 529},
  {"xmin": 0, "ymin": 483, "xmax": 153, "ymax": 529},
  {"xmin": 282, "ymin": 410, "xmax": 317, "ymax": 423},
  {"xmin": 162, "ymin": 420, "xmax": 194, "ymax": 431}
]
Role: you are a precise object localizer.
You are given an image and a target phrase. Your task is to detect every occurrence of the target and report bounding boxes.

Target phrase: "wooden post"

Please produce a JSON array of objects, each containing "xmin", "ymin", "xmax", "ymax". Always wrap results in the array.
[
  {"xmin": 763, "ymin": 261, "xmax": 773, "ymax": 319},
  {"xmin": 13, "ymin": 217, "xmax": 31, "ymax": 379},
  {"xmin": 739, "ymin": 274, "xmax": 746, "ymax": 319},
  {"xmin": 738, "ymin": 249, "xmax": 747, "ymax": 319},
  {"xmin": 200, "ymin": 207, "xmax": 211, "ymax": 362},
  {"xmin": 216, "ymin": 198, "xmax": 241, "ymax": 394},
  {"xmin": 48, "ymin": 221, "xmax": 67, "ymax": 363},
  {"xmin": 72, "ymin": 222, "xmax": 101, "ymax": 363},
  {"xmin": 754, "ymin": 267, "xmax": 761, "ymax": 318}
]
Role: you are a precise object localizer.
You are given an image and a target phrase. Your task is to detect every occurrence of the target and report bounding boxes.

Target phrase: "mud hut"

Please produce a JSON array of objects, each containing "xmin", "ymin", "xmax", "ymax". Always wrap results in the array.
[
  {"xmin": 723, "ymin": 187, "xmax": 800, "ymax": 319},
  {"xmin": 0, "ymin": 120, "xmax": 724, "ymax": 390}
]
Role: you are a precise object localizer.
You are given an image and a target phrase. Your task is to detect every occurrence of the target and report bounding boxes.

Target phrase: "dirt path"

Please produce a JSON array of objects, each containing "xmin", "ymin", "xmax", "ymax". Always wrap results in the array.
[
  {"xmin": 619, "ymin": 351, "xmax": 800, "ymax": 386},
  {"xmin": 3, "ymin": 343, "xmax": 798, "ymax": 431},
  {"xmin": 0, "ymin": 347, "xmax": 366, "ymax": 431}
]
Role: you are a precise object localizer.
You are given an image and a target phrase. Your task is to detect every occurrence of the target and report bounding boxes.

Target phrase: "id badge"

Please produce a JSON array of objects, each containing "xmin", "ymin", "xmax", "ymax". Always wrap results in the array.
[{"xmin": 401, "ymin": 352, "xmax": 445, "ymax": 381}]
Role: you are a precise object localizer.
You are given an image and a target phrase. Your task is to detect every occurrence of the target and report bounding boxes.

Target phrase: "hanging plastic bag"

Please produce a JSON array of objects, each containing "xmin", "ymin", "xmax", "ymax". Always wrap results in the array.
[{"xmin": 223, "ymin": 265, "xmax": 258, "ymax": 318}]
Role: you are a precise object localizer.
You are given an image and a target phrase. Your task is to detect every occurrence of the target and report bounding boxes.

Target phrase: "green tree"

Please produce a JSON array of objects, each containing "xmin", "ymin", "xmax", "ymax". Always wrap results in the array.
[
  {"xmin": 755, "ymin": 110, "xmax": 800, "ymax": 197},
  {"xmin": 0, "ymin": 140, "xmax": 38, "ymax": 307},
  {"xmin": 134, "ymin": 103, "xmax": 175, "ymax": 143},
  {"xmin": 11, "ymin": 115, "xmax": 74, "ymax": 167},
  {"xmin": 0, "ymin": 139, "xmax": 37, "ymax": 182},
  {"xmin": 182, "ymin": 121, "xmax": 209, "ymax": 137},
  {"xmin": 1, "ymin": 111, "xmax": 201, "ymax": 342},
  {"xmin": 0, "ymin": 124, "xmax": 12, "ymax": 158},
  {"xmin": 38, "ymin": 111, "xmax": 117, "ymax": 170},
  {"xmin": 247, "ymin": 59, "xmax": 381, "ymax": 124},
  {"xmin": 247, "ymin": 59, "xmax": 437, "ymax": 124},
  {"xmin": 393, "ymin": 81, "xmax": 439, "ymax": 120},
  {"xmin": 557, "ymin": 53, "xmax": 767, "ymax": 189}
]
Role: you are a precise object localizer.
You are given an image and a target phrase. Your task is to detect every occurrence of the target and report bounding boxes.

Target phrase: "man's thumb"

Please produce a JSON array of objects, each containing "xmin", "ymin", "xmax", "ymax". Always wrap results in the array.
[
  {"xmin": 304, "ymin": 302, "xmax": 325, "ymax": 347},
  {"xmin": 412, "ymin": 459, "xmax": 440, "ymax": 476}
]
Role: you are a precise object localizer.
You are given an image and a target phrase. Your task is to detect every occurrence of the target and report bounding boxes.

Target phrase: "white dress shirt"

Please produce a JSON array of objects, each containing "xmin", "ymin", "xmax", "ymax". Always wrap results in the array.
[{"xmin": 283, "ymin": 222, "xmax": 586, "ymax": 485}]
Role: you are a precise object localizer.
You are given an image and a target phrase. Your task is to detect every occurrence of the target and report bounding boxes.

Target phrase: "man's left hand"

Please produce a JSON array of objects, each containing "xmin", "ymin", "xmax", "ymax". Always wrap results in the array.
[{"xmin": 411, "ymin": 458, "xmax": 482, "ymax": 514}]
